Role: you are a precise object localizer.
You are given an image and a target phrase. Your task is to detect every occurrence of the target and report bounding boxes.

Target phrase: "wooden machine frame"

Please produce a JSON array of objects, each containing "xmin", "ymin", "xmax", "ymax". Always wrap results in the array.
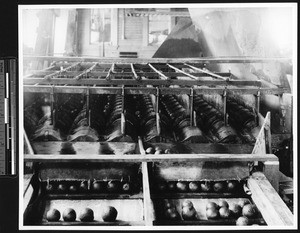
[{"xmin": 22, "ymin": 56, "xmax": 294, "ymax": 227}]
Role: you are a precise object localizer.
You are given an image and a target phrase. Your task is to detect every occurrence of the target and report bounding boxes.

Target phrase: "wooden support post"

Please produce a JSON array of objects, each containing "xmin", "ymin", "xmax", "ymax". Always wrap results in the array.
[
  {"xmin": 248, "ymin": 172, "xmax": 294, "ymax": 226},
  {"xmin": 263, "ymin": 160, "xmax": 280, "ymax": 192},
  {"xmin": 142, "ymin": 162, "xmax": 154, "ymax": 226}
]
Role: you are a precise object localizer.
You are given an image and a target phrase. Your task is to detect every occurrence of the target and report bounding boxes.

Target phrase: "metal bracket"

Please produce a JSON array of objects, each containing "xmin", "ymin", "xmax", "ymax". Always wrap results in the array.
[
  {"xmin": 190, "ymin": 88, "xmax": 194, "ymax": 126},
  {"xmin": 255, "ymin": 88, "xmax": 261, "ymax": 126},
  {"xmin": 223, "ymin": 87, "xmax": 227, "ymax": 126},
  {"xmin": 121, "ymin": 86, "xmax": 126, "ymax": 135},
  {"xmin": 86, "ymin": 88, "xmax": 90, "ymax": 126},
  {"xmin": 50, "ymin": 86, "xmax": 55, "ymax": 126},
  {"xmin": 155, "ymin": 87, "xmax": 161, "ymax": 135}
]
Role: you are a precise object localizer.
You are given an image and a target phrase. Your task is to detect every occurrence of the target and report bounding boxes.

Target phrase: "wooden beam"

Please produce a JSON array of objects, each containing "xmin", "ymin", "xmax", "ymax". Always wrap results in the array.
[
  {"xmin": 23, "ymin": 55, "xmax": 292, "ymax": 64},
  {"xmin": 126, "ymin": 10, "xmax": 190, "ymax": 17},
  {"xmin": 23, "ymin": 85, "xmax": 290, "ymax": 95},
  {"xmin": 248, "ymin": 172, "xmax": 294, "ymax": 226},
  {"xmin": 23, "ymin": 78, "xmax": 262, "ymax": 87},
  {"xmin": 24, "ymin": 71, "xmax": 234, "ymax": 78},
  {"xmin": 24, "ymin": 153, "xmax": 278, "ymax": 163},
  {"xmin": 264, "ymin": 160, "xmax": 280, "ymax": 192},
  {"xmin": 142, "ymin": 162, "xmax": 154, "ymax": 226}
]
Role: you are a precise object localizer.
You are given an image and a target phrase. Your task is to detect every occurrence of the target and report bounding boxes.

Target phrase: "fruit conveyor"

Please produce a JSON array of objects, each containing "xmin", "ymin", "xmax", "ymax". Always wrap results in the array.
[{"xmin": 23, "ymin": 56, "xmax": 293, "ymax": 227}]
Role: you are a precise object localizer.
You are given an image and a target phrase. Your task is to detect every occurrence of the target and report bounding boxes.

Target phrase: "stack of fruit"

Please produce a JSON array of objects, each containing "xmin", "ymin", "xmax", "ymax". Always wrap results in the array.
[
  {"xmin": 43, "ymin": 179, "xmax": 136, "ymax": 194},
  {"xmin": 163, "ymin": 201, "xmax": 181, "ymax": 221},
  {"xmin": 46, "ymin": 206, "xmax": 118, "ymax": 222},
  {"xmin": 155, "ymin": 180, "xmax": 241, "ymax": 193},
  {"xmin": 205, "ymin": 199, "xmax": 259, "ymax": 225}
]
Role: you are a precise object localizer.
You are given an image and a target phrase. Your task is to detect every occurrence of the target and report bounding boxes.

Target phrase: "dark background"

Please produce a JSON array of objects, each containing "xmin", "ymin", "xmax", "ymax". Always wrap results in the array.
[{"xmin": 0, "ymin": 0, "xmax": 296, "ymax": 233}]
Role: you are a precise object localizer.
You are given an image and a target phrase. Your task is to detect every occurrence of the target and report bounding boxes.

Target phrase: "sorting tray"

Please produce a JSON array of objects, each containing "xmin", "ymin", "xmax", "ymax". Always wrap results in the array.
[
  {"xmin": 25, "ymin": 196, "xmax": 145, "ymax": 226},
  {"xmin": 153, "ymin": 197, "xmax": 266, "ymax": 226}
]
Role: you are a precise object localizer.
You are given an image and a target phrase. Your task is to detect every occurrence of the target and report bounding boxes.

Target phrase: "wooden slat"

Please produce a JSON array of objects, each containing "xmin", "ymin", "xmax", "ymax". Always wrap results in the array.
[
  {"xmin": 23, "ymin": 55, "xmax": 292, "ymax": 64},
  {"xmin": 184, "ymin": 63, "xmax": 228, "ymax": 81},
  {"xmin": 142, "ymin": 162, "xmax": 154, "ymax": 226},
  {"xmin": 24, "ymin": 129, "xmax": 35, "ymax": 155},
  {"xmin": 167, "ymin": 63, "xmax": 199, "ymax": 80},
  {"xmin": 44, "ymin": 62, "xmax": 81, "ymax": 79},
  {"xmin": 126, "ymin": 10, "xmax": 190, "ymax": 17},
  {"xmin": 263, "ymin": 160, "xmax": 280, "ymax": 192},
  {"xmin": 74, "ymin": 62, "xmax": 98, "ymax": 80},
  {"xmin": 24, "ymin": 71, "xmax": 233, "ymax": 78},
  {"xmin": 248, "ymin": 172, "xmax": 294, "ymax": 226},
  {"xmin": 23, "ymin": 85, "xmax": 290, "ymax": 95},
  {"xmin": 23, "ymin": 77, "xmax": 261, "ymax": 87},
  {"xmin": 130, "ymin": 63, "xmax": 140, "ymax": 80},
  {"xmin": 24, "ymin": 153, "xmax": 278, "ymax": 163},
  {"xmin": 148, "ymin": 63, "xmax": 170, "ymax": 80}
]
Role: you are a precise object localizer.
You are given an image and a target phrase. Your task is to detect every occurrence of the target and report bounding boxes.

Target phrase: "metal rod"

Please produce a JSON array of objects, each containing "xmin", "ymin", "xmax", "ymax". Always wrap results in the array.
[
  {"xmin": 193, "ymin": 110, "xmax": 197, "ymax": 126},
  {"xmin": 121, "ymin": 86, "xmax": 125, "ymax": 135},
  {"xmin": 86, "ymin": 88, "xmax": 90, "ymax": 126},
  {"xmin": 44, "ymin": 62, "xmax": 81, "ymax": 79},
  {"xmin": 223, "ymin": 88, "xmax": 227, "ymax": 126},
  {"xmin": 106, "ymin": 63, "xmax": 115, "ymax": 80},
  {"xmin": 184, "ymin": 63, "xmax": 228, "ymax": 81},
  {"xmin": 256, "ymin": 89, "xmax": 261, "ymax": 126},
  {"xmin": 50, "ymin": 86, "xmax": 54, "ymax": 126},
  {"xmin": 190, "ymin": 88, "xmax": 194, "ymax": 126},
  {"xmin": 156, "ymin": 87, "xmax": 160, "ymax": 135},
  {"xmin": 148, "ymin": 63, "xmax": 170, "ymax": 80},
  {"xmin": 167, "ymin": 63, "xmax": 199, "ymax": 80},
  {"xmin": 130, "ymin": 63, "xmax": 140, "ymax": 80},
  {"xmin": 74, "ymin": 62, "xmax": 98, "ymax": 80}
]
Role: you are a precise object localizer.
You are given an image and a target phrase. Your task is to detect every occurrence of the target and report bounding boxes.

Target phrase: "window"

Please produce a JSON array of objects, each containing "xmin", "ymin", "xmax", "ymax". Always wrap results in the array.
[
  {"xmin": 148, "ymin": 15, "xmax": 170, "ymax": 46},
  {"xmin": 90, "ymin": 9, "xmax": 111, "ymax": 44}
]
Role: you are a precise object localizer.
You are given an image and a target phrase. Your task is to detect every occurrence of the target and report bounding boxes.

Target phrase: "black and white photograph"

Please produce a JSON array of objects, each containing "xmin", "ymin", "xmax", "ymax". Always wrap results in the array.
[{"xmin": 18, "ymin": 3, "xmax": 297, "ymax": 231}]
